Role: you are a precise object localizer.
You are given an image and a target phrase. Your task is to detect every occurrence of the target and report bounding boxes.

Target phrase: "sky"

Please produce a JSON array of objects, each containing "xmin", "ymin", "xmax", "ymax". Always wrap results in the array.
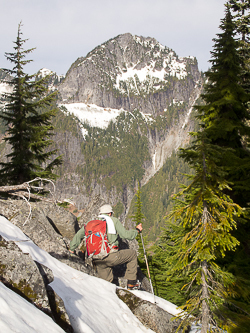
[
  {"xmin": 0, "ymin": 0, "xmax": 226, "ymax": 76},
  {"xmin": 0, "ymin": 216, "xmax": 203, "ymax": 333}
]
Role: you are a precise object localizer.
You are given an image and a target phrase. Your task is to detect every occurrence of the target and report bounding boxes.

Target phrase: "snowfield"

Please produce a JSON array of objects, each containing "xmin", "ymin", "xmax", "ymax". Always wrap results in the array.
[{"xmin": 59, "ymin": 102, "xmax": 154, "ymax": 138}]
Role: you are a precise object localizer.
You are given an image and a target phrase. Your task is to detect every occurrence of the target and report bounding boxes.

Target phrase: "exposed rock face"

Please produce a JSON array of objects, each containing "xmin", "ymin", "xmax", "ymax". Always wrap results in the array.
[
  {"xmin": 0, "ymin": 235, "xmax": 73, "ymax": 332},
  {"xmin": 116, "ymin": 288, "xmax": 187, "ymax": 333},
  {"xmin": 0, "ymin": 235, "xmax": 51, "ymax": 314},
  {"xmin": 54, "ymin": 33, "xmax": 203, "ymax": 217},
  {"xmin": 36, "ymin": 201, "xmax": 79, "ymax": 240},
  {"xmin": 59, "ymin": 33, "xmax": 200, "ymax": 117},
  {"xmin": 0, "ymin": 199, "xmax": 69, "ymax": 255},
  {"xmin": 0, "ymin": 198, "xmax": 94, "ymax": 275}
]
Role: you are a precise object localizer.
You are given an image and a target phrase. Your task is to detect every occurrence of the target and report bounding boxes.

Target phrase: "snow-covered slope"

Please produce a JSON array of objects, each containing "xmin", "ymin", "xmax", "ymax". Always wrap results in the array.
[
  {"xmin": 0, "ymin": 283, "xmax": 65, "ymax": 333},
  {"xmin": 59, "ymin": 102, "xmax": 154, "ymax": 138},
  {"xmin": 0, "ymin": 217, "xmax": 162, "ymax": 333},
  {"xmin": 0, "ymin": 216, "xmax": 202, "ymax": 333}
]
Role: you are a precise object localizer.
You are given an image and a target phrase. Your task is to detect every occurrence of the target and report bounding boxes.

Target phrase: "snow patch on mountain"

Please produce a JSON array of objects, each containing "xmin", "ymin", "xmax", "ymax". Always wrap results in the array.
[
  {"xmin": 38, "ymin": 68, "xmax": 64, "ymax": 80},
  {"xmin": 114, "ymin": 60, "xmax": 187, "ymax": 94},
  {"xmin": 59, "ymin": 102, "xmax": 154, "ymax": 137},
  {"xmin": 39, "ymin": 68, "xmax": 54, "ymax": 77},
  {"xmin": 59, "ymin": 103, "xmax": 125, "ymax": 130},
  {"xmin": 0, "ymin": 82, "xmax": 12, "ymax": 96}
]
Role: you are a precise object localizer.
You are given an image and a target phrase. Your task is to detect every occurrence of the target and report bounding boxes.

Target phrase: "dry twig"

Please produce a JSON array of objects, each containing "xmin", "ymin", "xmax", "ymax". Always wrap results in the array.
[{"xmin": 0, "ymin": 178, "xmax": 57, "ymax": 225}]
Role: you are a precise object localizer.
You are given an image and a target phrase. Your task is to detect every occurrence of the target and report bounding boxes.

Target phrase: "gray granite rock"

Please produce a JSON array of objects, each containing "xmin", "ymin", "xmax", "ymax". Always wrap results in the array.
[
  {"xmin": 0, "ymin": 235, "xmax": 51, "ymax": 315},
  {"xmin": 116, "ymin": 288, "xmax": 189, "ymax": 333}
]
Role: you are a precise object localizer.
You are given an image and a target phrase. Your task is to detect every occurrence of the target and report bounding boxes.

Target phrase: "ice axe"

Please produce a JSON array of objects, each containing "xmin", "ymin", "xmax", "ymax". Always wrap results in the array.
[{"xmin": 140, "ymin": 231, "xmax": 156, "ymax": 303}]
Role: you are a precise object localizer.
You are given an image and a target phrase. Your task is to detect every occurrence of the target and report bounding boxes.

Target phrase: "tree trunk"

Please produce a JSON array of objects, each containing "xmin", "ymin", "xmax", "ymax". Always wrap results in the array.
[{"xmin": 201, "ymin": 260, "xmax": 210, "ymax": 333}]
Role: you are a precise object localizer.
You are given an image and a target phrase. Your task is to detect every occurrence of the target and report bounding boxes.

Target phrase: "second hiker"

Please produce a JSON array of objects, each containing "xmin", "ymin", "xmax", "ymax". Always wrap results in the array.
[{"xmin": 69, "ymin": 204, "xmax": 142, "ymax": 290}]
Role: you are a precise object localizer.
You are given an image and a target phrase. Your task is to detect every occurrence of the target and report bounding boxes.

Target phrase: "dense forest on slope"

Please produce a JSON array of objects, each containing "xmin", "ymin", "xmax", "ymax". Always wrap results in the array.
[
  {"xmin": 79, "ymin": 110, "xmax": 150, "ymax": 193},
  {"xmin": 127, "ymin": 150, "xmax": 193, "ymax": 242},
  {"xmin": 78, "ymin": 104, "xmax": 186, "ymax": 194}
]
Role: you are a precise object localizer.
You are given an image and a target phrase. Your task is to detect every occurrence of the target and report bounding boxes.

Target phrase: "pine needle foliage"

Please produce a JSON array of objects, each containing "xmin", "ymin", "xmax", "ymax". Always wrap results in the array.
[
  {"xmin": 195, "ymin": 8, "xmax": 250, "ymax": 330},
  {"xmin": 130, "ymin": 180, "xmax": 147, "ymax": 269},
  {"xmin": 227, "ymin": 0, "xmax": 250, "ymax": 95},
  {"xmin": 150, "ymin": 232, "xmax": 190, "ymax": 305},
  {"xmin": 0, "ymin": 23, "xmax": 62, "ymax": 185},
  {"xmin": 161, "ymin": 7, "xmax": 250, "ymax": 332},
  {"xmin": 196, "ymin": 7, "xmax": 250, "ymax": 207},
  {"xmin": 166, "ymin": 132, "xmax": 242, "ymax": 332}
]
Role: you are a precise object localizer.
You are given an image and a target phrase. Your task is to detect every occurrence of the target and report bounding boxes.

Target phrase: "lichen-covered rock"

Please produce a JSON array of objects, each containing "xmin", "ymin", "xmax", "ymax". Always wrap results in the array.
[
  {"xmin": 0, "ymin": 235, "xmax": 51, "ymax": 315},
  {"xmin": 116, "ymin": 288, "xmax": 188, "ymax": 333},
  {"xmin": 0, "ymin": 198, "xmax": 95, "ymax": 277},
  {"xmin": 36, "ymin": 201, "xmax": 79, "ymax": 240},
  {"xmin": 0, "ymin": 198, "xmax": 68, "ymax": 255},
  {"xmin": 35, "ymin": 261, "xmax": 73, "ymax": 333},
  {"xmin": 46, "ymin": 285, "xmax": 74, "ymax": 333}
]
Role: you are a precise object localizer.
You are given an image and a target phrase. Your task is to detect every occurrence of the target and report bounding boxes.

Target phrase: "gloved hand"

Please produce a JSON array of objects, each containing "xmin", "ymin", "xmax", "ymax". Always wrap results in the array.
[{"xmin": 136, "ymin": 223, "xmax": 143, "ymax": 233}]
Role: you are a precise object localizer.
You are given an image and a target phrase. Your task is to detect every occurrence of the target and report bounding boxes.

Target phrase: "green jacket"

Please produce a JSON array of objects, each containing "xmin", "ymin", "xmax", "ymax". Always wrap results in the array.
[{"xmin": 69, "ymin": 214, "xmax": 138, "ymax": 252}]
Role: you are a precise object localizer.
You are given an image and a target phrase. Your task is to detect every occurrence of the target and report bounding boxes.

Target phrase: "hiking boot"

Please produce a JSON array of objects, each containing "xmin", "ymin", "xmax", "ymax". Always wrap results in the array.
[{"xmin": 127, "ymin": 280, "xmax": 140, "ymax": 290}]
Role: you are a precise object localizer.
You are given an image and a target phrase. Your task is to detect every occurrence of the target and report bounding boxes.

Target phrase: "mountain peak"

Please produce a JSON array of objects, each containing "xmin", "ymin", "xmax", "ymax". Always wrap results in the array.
[{"xmin": 58, "ymin": 33, "xmax": 200, "ymax": 115}]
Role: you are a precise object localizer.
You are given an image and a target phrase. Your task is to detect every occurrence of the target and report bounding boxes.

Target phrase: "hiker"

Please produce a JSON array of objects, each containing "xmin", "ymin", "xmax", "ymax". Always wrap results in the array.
[{"xmin": 69, "ymin": 204, "xmax": 143, "ymax": 290}]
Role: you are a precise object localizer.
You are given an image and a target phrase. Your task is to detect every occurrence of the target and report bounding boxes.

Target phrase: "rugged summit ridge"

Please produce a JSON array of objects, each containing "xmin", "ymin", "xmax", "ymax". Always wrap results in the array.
[{"xmin": 59, "ymin": 33, "xmax": 200, "ymax": 115}]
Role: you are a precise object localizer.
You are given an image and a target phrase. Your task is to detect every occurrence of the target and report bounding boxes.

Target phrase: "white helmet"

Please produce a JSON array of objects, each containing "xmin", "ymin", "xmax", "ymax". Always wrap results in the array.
[{"xmin": 99, "ymin": 204, "xmax": 113, "ymax": 214}]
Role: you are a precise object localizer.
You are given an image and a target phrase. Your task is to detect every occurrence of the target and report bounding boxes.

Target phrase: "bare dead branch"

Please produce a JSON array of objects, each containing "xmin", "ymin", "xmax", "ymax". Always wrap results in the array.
[
  {"xmin": 0, "ymin": 178, "xmax": 56, "ymax": 203},
  {"xmin": 0, "ymin": 178, "xmax": 58, "ymax": 226}
]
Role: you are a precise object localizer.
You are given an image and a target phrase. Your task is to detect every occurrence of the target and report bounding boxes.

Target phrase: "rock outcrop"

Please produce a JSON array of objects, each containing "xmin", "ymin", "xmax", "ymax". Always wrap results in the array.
[
  {"xmin": 0, "ymin": 198, "xmax": 187, "ymax": 332},
  {"xmin": 0, "ymin": 235, "xmax": 73, "ymax": 332},
  {"xmin": 116, "ymin": 289, "xmax": 188, "ymax": 333},
  {"xmin": 0, "ymin": 198, "xmax": 93, "ymax": 274}
]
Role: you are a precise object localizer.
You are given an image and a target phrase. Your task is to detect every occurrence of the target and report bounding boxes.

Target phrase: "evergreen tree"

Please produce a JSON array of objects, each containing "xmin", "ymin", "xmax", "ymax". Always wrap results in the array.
[
  {"xmin": 0, "ymin": 23, "xmax": 62, "ymax": 185},
  {"xmin": 165, "ymin": 133, "xmax": 242, "ymax": 332},
  {"xmin": 130, "ymin": 180, "xmax": 146, "ymax": 264},
  {"xmin": 227, "ymin": 0, "xmax": 250, "ymax": 94},
  {"xmin": 149, "ymin": 230, "xmax": 189, "ymax": 305},
  {"xmin": 196, "ymin": 11, "xmax": 250, "ymax": 327},
  {"xmin": 196, "ymin": 7, "xmax": 250, "ymax": 207},
  {"xmin": 159, "ymin": 8, "xmax": 250, "ymax": 332},
  {"xmin": 228, "ymin": 0, "xmax": 250, "ymax": 39}
]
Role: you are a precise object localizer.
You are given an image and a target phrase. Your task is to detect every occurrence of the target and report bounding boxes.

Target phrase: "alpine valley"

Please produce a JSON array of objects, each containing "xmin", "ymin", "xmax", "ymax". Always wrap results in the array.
[{"xmin": 0, "ymin": 33, "xmax": 203, "ymax": 241}]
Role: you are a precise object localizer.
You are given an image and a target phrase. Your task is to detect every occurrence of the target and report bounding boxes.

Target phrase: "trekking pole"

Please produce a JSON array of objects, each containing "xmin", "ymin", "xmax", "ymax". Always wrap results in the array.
[{"xmin": 140, "ymin": 232, "xmax": 156, "ymax": 304}]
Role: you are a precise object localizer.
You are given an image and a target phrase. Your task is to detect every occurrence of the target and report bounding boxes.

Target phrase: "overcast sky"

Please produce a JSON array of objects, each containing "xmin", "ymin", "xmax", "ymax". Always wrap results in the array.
[{"xmin": 1, "ymin": 0, "xmax": 226, "ymax": 76}]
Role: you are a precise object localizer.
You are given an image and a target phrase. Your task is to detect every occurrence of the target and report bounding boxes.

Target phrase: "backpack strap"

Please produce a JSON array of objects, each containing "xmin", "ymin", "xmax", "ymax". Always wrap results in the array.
[{"xmin": 98, "ymin": 215, "xmax": 116, "ymax": 234}]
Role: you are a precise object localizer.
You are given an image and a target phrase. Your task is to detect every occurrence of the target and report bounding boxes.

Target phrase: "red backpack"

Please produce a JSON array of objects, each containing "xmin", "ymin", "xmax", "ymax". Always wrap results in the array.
[{"xmin": 84, "ymin": 219, "xmax": 111, "ymax": 259}]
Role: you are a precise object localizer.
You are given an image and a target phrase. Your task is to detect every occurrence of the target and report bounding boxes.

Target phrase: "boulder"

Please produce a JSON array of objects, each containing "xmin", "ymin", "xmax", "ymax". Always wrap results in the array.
[
  {"xmin": 0, "ymin": 198, "xmax": 95, "ymax": 276},
  {"xmin": 36, "ymin": 262, "xmax": 73, "ymax": 333},
  {"xmin": 0, "ymin": 199, "xmax": 68, "ymax": 254},
  {"xmin": 36, "ymin": 201, "xmax": 79, "ymax": 239},
  {"xmin": 116, "ymin": 288, "xmax": 187, "ymax": 333},
  {"xmin": 0, "ymin": 235, "xmax": 51, "ymax": 315},
  {"xmin": 0, "ymin": 236, "xmax": 74, "ymax": 332}
]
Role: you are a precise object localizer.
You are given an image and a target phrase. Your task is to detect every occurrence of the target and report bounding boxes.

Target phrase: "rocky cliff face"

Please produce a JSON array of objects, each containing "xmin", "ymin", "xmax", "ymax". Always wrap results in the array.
[{"xmin": 58, "ymin": 33, "xmax": 201, "ymax": 116}]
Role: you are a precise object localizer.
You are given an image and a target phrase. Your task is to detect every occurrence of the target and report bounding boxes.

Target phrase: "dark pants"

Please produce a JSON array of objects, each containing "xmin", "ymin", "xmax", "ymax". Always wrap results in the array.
[{"xmin": 94, "ymin": 249, "xmax": 137, "ymax": 283}]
